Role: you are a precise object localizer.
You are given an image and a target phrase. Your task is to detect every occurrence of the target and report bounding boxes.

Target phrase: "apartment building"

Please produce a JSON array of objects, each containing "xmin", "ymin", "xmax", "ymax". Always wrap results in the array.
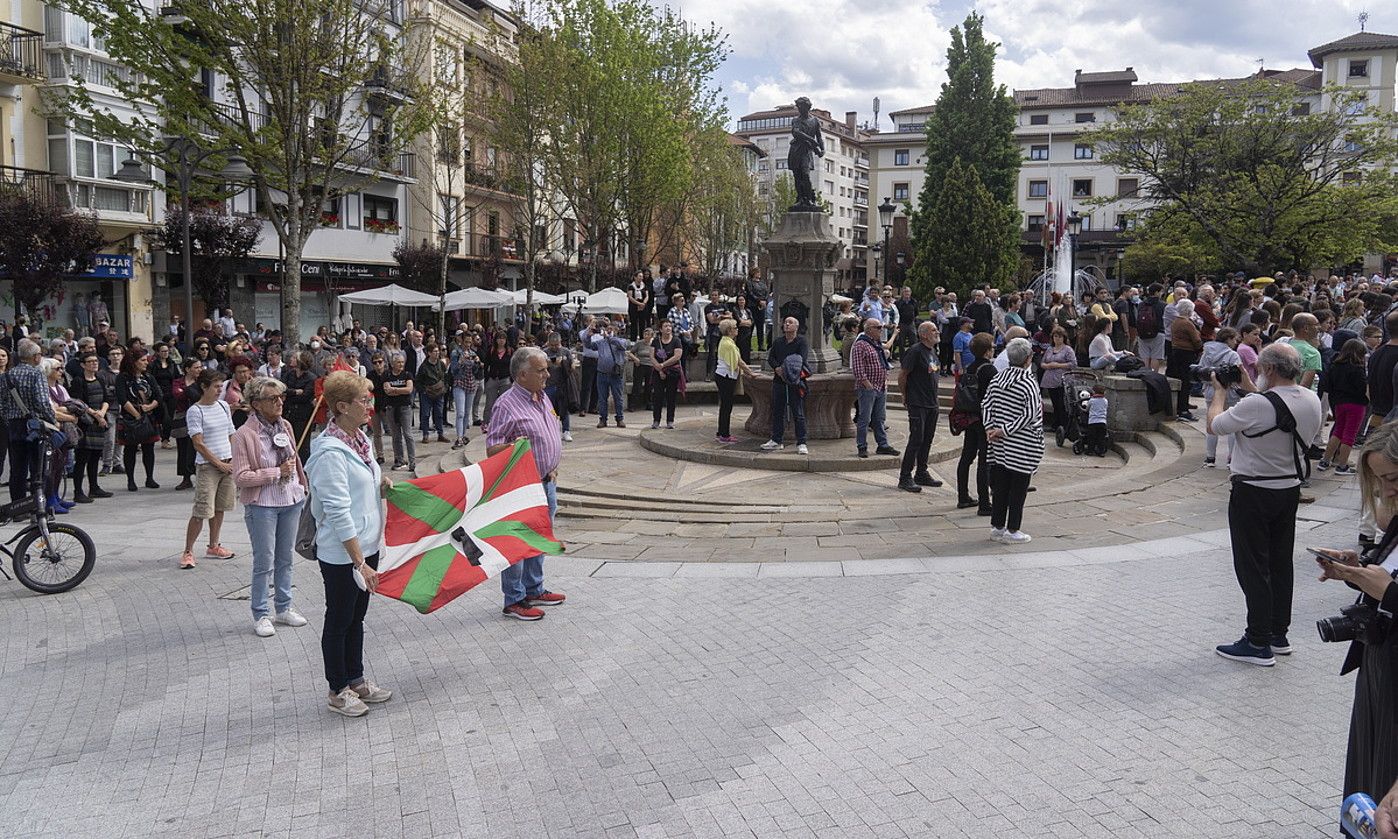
[
  {"xmin": 405, "ymin": 0, "xmax": 527, "ymax": 296},
  {"xmin": 867, "ymin": 29, "xmax": 1397, "ymax": 282},
  {"xmin": 735, "ymin": 104, "xmax": 870, "ymax": 284},
  {"xmin": 1, "ymin": 0, "xmax": 159, "ymax": 341}
]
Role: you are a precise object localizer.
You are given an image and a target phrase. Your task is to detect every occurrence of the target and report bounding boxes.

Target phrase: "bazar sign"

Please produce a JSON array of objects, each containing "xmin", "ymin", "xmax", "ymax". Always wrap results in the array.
[
  {"xmin": 0, "ymin": 253, "xmax": 133, "ymax": 280},
  {"xmin": 247, "ymin": 258, "xmax": 400, "ymax": 279}
]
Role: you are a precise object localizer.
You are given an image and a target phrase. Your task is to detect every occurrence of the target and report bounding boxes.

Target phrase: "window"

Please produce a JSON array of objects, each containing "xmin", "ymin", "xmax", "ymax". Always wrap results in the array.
[
  {"xmin": 1292, "ymin": 103, "xmax": 1312, "ymax": 116},
  {"xmin": 1344, "ymin": 139, "xmax": 1364, "ymax": 153},
  {"xmin": 824, "ymin": 160, "xmax": 834, "ymax": 173},
  {"xmin": 1028, "ymin": 180, "xmax": 1048, "ymax": 198},
  {"xmin": 439, "ymin": 194, "xmax": 458, "ymax": 236},
  {"xmin": 775, "ymin": 160, "xmax": 787, "ymax": 170},
  {"xmin": 1026, "ymin": 215, "xmax": 1045, "ymax": 232},
  {"xmin": 894, "ymin": 149, "xmax": 910, "ymax": 166},
  {"xmin": 1350, "ymin": 59, "xmax": 1369, "ymax": 78},
  {"xmin": 44, "ymin": 6, "xmax": 63, "ymax": 41},
  {"xmin": 1074, "ymin": 144, "xmax": 1093, "ymax": 160},
  {"xmin": 562, "ymin": 218, "xmax": 575, "ymax": 251},
  {"xmin": 1072, "ymin": 179, "xmax": 1093, "ymax": 198},
  {"xmin": 74, "ymin": 138, "xmax": 94, "ymax": 177},
  {"xmin": 1115, "ymin": 214, "xmax": 1137, "ymax": 231},
  {"xmin": 363, "ymin": 194, "xmax": 397, "ymax": 222},
  {"xmin": 1029, "ymin": 114, "xmax": 1049, "ymax": 125},
  {"xmin": 1029, "ymin": 145, "xmax": 1049, "ymax": 160},
  {"xmin": 892, "ymin": 182, "xmax": 909, "ymax": 201},
  {"xmin": 436, "ymin": 122, "xmax": 460, "ymax": 163},
  {"xmin": 1343, "ymin": 171, "xmax": 1362, "ymax": 185},
  {"xmin": 1078, "ymin": 215, "xmax": 1092, "ymax": 231},
  {"xmin": 1074, "ymin": 112, "xmax": 1096, "ymax": 123},
  {"xmin": 824, "ymin": 180, "xmax": 834, "ymax": 194},
  {"xmin": 1116, "ymin": 178, "xmax": 1139, "ymax": 199}
]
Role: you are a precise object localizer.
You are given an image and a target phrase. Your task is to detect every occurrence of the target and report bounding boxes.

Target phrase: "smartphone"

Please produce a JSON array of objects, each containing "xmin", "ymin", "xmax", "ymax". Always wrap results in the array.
[{"xmin": 1308, "ymin": 547, "xmax": 1357, "ymax": 566}]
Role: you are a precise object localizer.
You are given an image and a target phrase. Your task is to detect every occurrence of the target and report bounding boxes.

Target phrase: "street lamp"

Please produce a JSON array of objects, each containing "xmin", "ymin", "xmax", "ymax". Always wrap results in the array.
[
  {"xmin": 115, "ymin": 142, "xmax": 253, "ymax": 349},
  {"xmin": 1066, "ymin": 210, "xmax": 1083, "ymax": 286},
  {"xmin": 895, "ymin": 251, "xmax": 906, "ymax": 283},
  {"xmin": 870, "ymin": 242, "xmax": 883, "ymax": 286},
  {"xmin": 877, "ymin": 197, "xmax": 896, "ymax": 284}
]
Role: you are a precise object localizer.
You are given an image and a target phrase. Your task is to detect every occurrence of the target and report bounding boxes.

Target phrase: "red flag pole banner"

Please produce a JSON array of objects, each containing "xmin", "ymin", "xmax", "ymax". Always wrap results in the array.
[{"xmin": 375, "ymin": 438, "xmax": 563, "ymax": 613}]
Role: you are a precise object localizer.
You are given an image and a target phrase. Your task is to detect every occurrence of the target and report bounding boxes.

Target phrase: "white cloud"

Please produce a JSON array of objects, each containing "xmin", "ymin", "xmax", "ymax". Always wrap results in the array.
[{"xmin": 655, "ymin": 0, "xmax": 1378, "ymax": 127}]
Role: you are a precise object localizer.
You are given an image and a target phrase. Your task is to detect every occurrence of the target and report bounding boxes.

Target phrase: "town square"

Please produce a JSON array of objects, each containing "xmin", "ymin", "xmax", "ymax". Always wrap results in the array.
[{"xmin": 1, "ymin": 0, "xmax": 1398, "ymax": 836}]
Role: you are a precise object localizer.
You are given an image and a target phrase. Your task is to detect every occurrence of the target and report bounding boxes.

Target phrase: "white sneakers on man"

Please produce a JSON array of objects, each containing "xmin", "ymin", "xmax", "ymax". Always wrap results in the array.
[
  {"xmin": 797, "ymin": 444, "xmax": 809, "ymax": 455},
  {"xmin": 562, "ymin": 431, "xmax": 573, "ymax": 442},
  {"xmin": 328, "ymin": 688, "xmax": 369, "ymax": 717},
  {"xmin": 990, "ymin": 528, "xmax": 1032, "ymax": 544},
  {"xmin": 253, "ymin": 616, "xmax": 276, "ymax": 637},
  {"xmin": 990, "ymin": 528, "xmax": 1006, "ymax": 543},
  {"xmin": 275, "ymin": 608, "xmax": 308, "ymax": 627},
  {"xmin": 760, "ymin": 440, "xmax": 784, "ymax": 451}
]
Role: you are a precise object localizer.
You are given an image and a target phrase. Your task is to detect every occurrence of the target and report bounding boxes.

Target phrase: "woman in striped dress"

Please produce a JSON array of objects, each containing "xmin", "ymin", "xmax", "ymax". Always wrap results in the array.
[{"xmin": 981, "ymin": 337, "xmax": 1044, "ymax": 544}]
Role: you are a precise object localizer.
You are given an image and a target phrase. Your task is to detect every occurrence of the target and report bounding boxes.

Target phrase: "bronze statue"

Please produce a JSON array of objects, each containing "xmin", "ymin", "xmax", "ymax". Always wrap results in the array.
[{"xmin": 787, "ymin": 96, "xmax": 825, "ymax": 212}]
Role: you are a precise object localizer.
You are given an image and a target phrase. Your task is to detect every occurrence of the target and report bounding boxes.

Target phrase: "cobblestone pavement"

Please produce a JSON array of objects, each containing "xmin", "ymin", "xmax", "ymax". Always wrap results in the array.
[{"xmin": 0, "ymin": 434, "xmax": 1372, "ymax": 838}]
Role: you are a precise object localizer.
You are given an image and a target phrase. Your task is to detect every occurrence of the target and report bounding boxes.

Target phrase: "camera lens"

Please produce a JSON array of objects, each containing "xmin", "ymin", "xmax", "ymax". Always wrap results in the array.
[{"xmin": 1317, "ymin": 615, "xmax": 1357, "ymax": 644}]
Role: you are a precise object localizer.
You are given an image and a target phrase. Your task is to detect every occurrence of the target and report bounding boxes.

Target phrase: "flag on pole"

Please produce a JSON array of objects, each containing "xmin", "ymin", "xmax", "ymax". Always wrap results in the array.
[
  {"xmin": 1042, "ymin": 181, "xmax": 1054, "ymax": 252},
  {"xmin": 375, "ymin": 439, "xmax": 563, "ymax": 613}
]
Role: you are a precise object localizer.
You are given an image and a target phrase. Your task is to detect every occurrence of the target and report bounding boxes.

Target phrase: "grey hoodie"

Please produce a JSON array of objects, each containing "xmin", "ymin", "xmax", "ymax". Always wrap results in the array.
[{"xmin": 1198, "ymin": 340, "xmax": 1242, "ymax": 404}]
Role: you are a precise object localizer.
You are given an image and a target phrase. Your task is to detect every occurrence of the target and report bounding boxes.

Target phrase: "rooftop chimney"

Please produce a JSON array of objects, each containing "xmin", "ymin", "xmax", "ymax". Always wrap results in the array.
[{"xmin": 846, "ymin": 111, "xmax": 857, "ymax": 130}]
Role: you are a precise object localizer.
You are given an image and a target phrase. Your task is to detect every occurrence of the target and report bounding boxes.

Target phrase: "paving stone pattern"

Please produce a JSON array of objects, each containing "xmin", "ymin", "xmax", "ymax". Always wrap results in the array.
[{"xmin": 0, "ymin": 444, "xmax": 1371, "ymax": 838}]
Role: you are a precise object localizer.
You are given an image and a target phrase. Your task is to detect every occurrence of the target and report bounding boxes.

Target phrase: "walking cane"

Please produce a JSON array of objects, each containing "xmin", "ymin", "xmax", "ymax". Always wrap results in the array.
[{"xmin": 297, "ymin": 393, "xmax": 324, "ymax": 453}]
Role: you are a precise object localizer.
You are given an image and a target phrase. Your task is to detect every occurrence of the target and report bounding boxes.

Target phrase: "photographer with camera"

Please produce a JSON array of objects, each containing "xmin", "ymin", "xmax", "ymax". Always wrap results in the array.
[
  {"xmin": 1194, "ymin": 327, "xmax": 1243, "ymax": 468},
  {"xmin": 1316, "ymin": 423, "xmax": 1398, "ymax": 816},
  {"xmin": 1207, "ymin": 342, "xmax": 1322, "ymax": 666}
]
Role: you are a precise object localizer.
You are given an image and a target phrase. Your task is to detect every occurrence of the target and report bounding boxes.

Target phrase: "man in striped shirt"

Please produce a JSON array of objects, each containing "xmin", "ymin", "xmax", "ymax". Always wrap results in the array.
[{"xmin": 485, "ymin": 346, "xmax": 566, "ymax": 621}]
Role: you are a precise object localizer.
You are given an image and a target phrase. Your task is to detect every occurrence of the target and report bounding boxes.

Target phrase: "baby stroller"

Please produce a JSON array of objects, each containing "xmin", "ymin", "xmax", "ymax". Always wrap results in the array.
[{"xmin": 1054, "ymin": 371, "xmax": 1107, "ymax": 456}]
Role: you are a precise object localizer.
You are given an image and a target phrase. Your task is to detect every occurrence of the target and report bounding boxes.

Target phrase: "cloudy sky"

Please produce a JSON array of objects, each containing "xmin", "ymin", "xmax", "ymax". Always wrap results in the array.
[{"xmin": 661, "ymin": 0, "xmax": 1376, "ymax": 128}]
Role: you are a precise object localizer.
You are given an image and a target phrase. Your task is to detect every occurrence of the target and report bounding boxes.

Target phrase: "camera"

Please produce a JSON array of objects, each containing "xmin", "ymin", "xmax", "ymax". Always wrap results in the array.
[
  {"xmin": 1190, "ymin": 363, "xmax": 1242, "ymax": 387},
  {"xmin": 1317, "ymin": 602, "xmax": 1379, "ymax": 643}
]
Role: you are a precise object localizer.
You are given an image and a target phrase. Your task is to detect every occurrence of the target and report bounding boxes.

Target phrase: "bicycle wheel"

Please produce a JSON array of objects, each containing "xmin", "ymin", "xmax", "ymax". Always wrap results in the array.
[{"xmin": 12, "ymin": 523, "xmax": 96, "ymax": 594}]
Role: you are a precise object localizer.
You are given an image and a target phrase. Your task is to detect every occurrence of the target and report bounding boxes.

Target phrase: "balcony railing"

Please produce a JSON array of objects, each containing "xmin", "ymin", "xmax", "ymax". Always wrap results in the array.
[
  {"xmin": 0, "ymin": 165, "xmax": 57, "ymax": 203},
  {"xmin": 468, "ymin": 233, "xmax": 519, "ymax": 260},
  {"xmin": 0, "ymin": 22, "xmax": 43, "ymax": 83},
  {"xmin": 462, "ymin": 163, "xmax": 504, "ymax": 191}
]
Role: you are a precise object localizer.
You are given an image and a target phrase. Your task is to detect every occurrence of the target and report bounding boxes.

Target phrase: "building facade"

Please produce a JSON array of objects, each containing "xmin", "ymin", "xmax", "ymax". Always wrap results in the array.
[
  {"xmin": 1, "ymin": 0, "xmax": 159, "ymax": 342},
  {"xmin": 866, "ymin": 29, "xmax": 1398, "ymax": 284}
]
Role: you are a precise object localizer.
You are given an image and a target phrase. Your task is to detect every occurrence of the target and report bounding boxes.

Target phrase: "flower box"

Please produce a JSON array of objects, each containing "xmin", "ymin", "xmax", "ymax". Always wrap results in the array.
[{"xmin": 364, "ymin": 218, "xmax": 399, "ymax": 234}]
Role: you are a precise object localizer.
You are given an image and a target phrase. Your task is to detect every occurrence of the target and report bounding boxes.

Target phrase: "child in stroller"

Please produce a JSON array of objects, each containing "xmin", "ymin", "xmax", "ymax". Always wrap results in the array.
[{"xmin": 1055, "ymin": 374, "xmax": 1110, "ymax": 456}]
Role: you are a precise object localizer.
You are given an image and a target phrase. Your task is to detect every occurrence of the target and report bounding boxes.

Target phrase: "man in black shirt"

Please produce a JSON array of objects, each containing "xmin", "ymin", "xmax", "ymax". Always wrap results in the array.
[
  {"xmin": 745, "ymin": 270, "xmax": 771, "ymax": 351},
  {"xmin": 761, "ymin": 316, "xmax": 811, "ymax": 454},
  {"xmin": 963, "ymin": 289, "xmax": 994, "ymax": 336},
  {"xmin": 893, "ymin": 287, "xmax": 919, "ymax": 357},
  {"xmin": 703, "ymin": 289, "xmax": 731, "ymax": 380},
  {"xmin": 1366, "ymin": 310, "xmax": 1398, "ymax": 436},
  {"xmin": 898, "ymin": 322, "xmax": 943, "ymax": 493}
]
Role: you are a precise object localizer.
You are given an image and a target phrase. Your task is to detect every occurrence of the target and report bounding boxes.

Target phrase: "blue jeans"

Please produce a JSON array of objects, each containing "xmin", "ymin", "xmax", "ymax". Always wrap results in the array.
[
  {"xmin": 546, "ymin": 385, "xmax": 570, "ymax": 432},
  {"xmin": 855, "ymin": 388, "xmax": 888, "ymax": 450},
  {"xmin": 419, "ymin": 393, "xmax": 445, "ymax": 436},
  {"xmin": 770, "ymin": 379, "xmax": 807, "ymax": 444},
  {"xmin": 595, "ymin": 371, "xmax": 624, "ymax": 421},
  {"xmin": 452, "ymin": 386, "xmax": 475, "ymax": 439},
  {"xmin": 245, "ymin": 500, "xmax": 304, "ymax": 620},
  {"xmin": 500, "ymin": 479, "xmax": 557, "ymax": 607}
]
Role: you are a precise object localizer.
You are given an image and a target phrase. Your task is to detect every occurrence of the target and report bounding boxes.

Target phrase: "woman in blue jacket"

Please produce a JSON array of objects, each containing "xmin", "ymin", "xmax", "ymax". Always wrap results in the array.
[{"xmin": 305, "ymin": 370, "xmax": 394, "ymax": 718}]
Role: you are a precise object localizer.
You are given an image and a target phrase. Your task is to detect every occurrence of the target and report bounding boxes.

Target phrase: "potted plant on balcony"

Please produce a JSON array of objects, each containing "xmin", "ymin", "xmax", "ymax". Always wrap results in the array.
[
  {"xmin": 364, "ymin": 217, "xmax": 399, "ymax": 234},
  {"xmin": 319, "ymin": 211, "xmax": 339, "ymax": 227}
]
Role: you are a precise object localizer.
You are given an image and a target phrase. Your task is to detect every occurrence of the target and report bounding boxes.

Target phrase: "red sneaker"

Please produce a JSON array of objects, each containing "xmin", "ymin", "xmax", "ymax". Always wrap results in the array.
[
  {"xmin": 503, "ymin": 602, "xmax": 545, "ymax": 621},
  {"xmin": 526, "ymin": 591, "xmax": 566, "ymax": 607}
]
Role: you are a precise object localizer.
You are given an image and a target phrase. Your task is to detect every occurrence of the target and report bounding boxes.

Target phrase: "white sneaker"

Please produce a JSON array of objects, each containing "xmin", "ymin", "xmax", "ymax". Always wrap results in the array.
[
  {"xmin": 797, "ymin": 444, "xmax": 809, "ymax": 455},
  {"xmin": 253, "ymin": 616, "xmax": 276, "ymax": 637},
  {"xmin": 274, "ymin": 608, "xmax": 308, "ymax": 627},
  {"xmin": 562, "ymin": 431, "xmax": 573, "ymax": 442},
  {"xmin": 351, "ymin": 679, "xmax": 393, "ymax": 704},
  {"xmin": 328, "ymin": 688, "xmax": 369, "ymax": 717},
  {"xmin": 760, "ymin": 440, "xmax": 783, "ymax": 451},
  {"xmin": 989, "ymin": 528, "xmax": 1006, "ymax": 543},
  {"xmin": 1002, "ymin": 530, "xmax": 1033, "ymax": 544}
]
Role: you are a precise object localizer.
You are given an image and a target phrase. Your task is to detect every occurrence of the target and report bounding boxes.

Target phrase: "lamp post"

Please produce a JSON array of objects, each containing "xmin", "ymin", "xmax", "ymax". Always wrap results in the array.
[
  {"xmin": 895, "ymin": 251, "xmax": 906, "ymax": 284},
  {"xmin": 115, "ymin": 141, "xmax": 253, "ymax": 349},
  {"xmin": 870, "ymin": 242, "xmax": 883, "ymax": 287},
  {"xmin": 877, "ymin": 197, "xmax": 896, "ymax": 285},
  {"xmin": 1066, "ymin": 210, "xmax": 1083, "ymax": 289}
]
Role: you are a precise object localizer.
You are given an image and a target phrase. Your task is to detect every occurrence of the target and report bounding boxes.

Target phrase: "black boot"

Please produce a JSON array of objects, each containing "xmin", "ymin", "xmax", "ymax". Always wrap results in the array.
[{"xmin": 897, "ymin": 477, "xmax": 922, "ymax": 493}]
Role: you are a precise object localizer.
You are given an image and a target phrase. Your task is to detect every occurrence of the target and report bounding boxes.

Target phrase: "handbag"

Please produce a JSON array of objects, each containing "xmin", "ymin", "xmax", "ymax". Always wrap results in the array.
[
  {"xmin": 949, "ymin": 408, "xmax": 978, "ymax": 435},
  {"xmin": 168, "ymin": 413, "xmax": 189, "ymax": 439},
  {"xmin": 118, "ymin": 410, "xmax": 155, "ymax": 442}
]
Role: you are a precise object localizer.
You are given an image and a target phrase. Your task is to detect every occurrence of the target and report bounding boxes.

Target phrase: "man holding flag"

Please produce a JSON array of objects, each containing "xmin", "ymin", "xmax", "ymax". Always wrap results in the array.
[{"xmin": 484, "ymin": 346, "xmax": 566, "ymax": 620}]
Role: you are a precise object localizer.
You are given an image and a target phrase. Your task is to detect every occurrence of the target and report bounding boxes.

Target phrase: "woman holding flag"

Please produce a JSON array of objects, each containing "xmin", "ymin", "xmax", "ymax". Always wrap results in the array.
[{"xmin": 306, "ymin": 370, "xmax": 394, "ymax": 718}]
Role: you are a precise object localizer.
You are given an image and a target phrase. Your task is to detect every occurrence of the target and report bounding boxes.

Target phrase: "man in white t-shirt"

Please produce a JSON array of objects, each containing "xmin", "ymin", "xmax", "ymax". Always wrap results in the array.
[
  {"xmin": 180, "ymin": 368, "xmax": 238, "ymax": 570},
  {"xmin": 1207, "ymin": 342, "xmax": 1322, "ymax": 667},
  {"xmin": 217, "ymin": 309, "xmax": 237, "ymax": 342}
]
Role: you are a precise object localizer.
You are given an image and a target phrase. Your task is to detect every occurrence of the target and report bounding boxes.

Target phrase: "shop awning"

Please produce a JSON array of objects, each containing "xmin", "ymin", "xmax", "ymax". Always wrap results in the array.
[
  {"xmin": 441, "ymin": 287, "xmax": 515, "ymax": 310},
  {"xmin": 336, "ymin": 284, "xmax": 440, "ymax": 306}
]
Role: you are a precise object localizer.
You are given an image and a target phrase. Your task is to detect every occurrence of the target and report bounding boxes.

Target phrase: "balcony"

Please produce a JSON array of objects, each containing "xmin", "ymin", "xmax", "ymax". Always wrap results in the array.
[
  {"xmin": 0, "ymin": 22, "xmax": 43, "ymax": 85},
  {"xmin": 350, "ymin": 145, "xmax": 416, "ymax": 181},
  {"xmin": 57, "ymin": 176, "xmax": 153, "ymax": 227},
  {"xmin": 469, "ymin": 233, "xmax": 520, "ymax": 261},
  {"xmin": 365, "ymin": 67, "xmax": 412, "ymax": 104},
  {"xmin": 854, "ymin": 155, "xmax": 869, "ymax": 169},
  {"xmin": 0, "ymin": 165, "xmax": 57, "ymax": 203},
  {"xmin": 853, "ymin": 194, "xmax": 868, "ymax": 208},
  {"xmin": 462, "ymin": 163, "xmax": 503, "ymax": 191}
]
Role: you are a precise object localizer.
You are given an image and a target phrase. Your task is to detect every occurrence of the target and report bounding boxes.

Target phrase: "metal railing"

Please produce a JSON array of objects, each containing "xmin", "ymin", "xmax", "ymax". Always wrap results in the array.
[
  {"xmin": 0, "ymin": 165, "xmax": 57, "ymax": 203},
  {"xmin": 0, "ymin": 22, "xmax": 43, "ymax": 82}
]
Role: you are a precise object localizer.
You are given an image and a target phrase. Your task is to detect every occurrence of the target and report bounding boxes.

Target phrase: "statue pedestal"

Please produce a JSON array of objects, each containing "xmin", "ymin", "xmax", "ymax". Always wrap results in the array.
[
  {"xmin": 764, "ymin": 211, "xmax": 844, "ymax": 373},
  {"xmin": 744, "ymin": 373, "xmax": 856, "ymax": 440}
]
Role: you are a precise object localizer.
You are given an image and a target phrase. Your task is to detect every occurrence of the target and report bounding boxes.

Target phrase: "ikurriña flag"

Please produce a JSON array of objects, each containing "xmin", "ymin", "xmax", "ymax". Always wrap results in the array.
[{"xmin": 376, "ymin": 439, "xmax": 562, "ymax": 613}]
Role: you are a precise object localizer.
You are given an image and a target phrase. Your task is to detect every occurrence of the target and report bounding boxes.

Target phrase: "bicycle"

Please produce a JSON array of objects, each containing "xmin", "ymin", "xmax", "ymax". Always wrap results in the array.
[{"xmin": 0, "ymin": 427, "xmax": 95, "ymax": 594}]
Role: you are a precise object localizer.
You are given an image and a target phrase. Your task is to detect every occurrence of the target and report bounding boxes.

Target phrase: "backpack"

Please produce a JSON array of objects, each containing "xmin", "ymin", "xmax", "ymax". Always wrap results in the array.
[
  {"xmin": 953, "ymin": 366, "xmax": 983, "ymax": 413},
  {"xmin": 295, "ymin": 494, "xmax": 318, "ymax": 561},
  {"xmin": 1137, "ymin": 300, "xmax": 1161, "ymax": 339}
]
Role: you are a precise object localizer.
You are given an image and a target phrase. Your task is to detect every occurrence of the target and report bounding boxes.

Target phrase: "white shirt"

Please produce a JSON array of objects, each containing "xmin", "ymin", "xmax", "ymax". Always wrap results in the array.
[
  {"xmin": 1211, "ymin": 385, "xmax": 1322, "ymax": 489},
  {"xmin": 185, "ymin": 400, "xmax": 235, "ymax": 465},
  {"xmin": 217, "ymin": 316, "xmax": 236, "ymax": 338}
]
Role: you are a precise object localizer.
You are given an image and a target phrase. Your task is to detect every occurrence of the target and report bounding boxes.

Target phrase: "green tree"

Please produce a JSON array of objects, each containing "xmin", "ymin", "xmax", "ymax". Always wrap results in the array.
[
  {"xmin": 683, "ymin": 127, "xmax": 760, "ymax": 280},
  {"xmin": 1089, "ymin": 78, "xmax": 1398, "ymax": 273},
  {"xmin": 912, "ymin": 158, "xmax": 1007, "ymax": 298},
  {"xmin": 57, "ymin": 0, "xmax": 431, "ymax": 347},
  {"xmin": 907, "ymin": 12, "xmax": 1020, "ymax": 295},
  {"xmin": 152, "ymin": 206, "xmax": 262, "ymax": 312}
]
